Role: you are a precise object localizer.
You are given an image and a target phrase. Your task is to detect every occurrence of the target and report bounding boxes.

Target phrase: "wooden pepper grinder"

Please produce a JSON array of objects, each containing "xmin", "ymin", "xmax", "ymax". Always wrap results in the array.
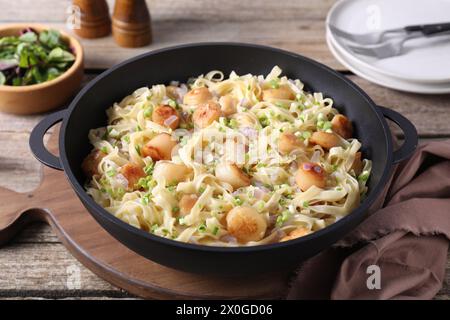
[
  {"xmin": 72, "ymin": 0, "xmax": 111, "ymax": 39},
  {"xmin": 112, "ymin": 0, "xmax": 152, "ymax": 48}
]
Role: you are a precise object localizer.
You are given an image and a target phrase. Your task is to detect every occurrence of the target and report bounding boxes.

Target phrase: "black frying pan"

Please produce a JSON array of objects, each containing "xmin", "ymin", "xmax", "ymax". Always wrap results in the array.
[{"xmin": 29, "ymin": 43, "xmax": 418, "ymax": 275}]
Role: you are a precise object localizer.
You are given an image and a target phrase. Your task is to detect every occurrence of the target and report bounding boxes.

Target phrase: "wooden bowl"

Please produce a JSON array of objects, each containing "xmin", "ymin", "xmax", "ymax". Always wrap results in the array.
[{"xmin": 0, "ymin": 24, "xmax": 84, "ymax": 115}]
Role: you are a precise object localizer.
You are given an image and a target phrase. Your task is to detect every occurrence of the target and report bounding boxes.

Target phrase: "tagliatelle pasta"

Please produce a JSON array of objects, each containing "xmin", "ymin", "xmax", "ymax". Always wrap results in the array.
[{"xmin": 82, "ymin": 66, "xmax": 371, "ymax": 246}]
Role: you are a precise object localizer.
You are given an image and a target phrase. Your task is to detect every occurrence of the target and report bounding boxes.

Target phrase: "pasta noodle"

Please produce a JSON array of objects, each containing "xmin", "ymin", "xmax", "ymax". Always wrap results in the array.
[{"xmin": 83, "ymin": 66, "xmax": 372, "ymax": 246}]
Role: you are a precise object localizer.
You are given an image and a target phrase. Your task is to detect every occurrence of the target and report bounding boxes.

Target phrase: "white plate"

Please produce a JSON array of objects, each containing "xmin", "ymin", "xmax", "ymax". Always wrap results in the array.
[
  {"xmin": 327, "ymin": 32, "xmax": 450, "ymax": 94},
  {"xmin": 327, "ymin": 0, "xmax": 450, "ymax": 84}
]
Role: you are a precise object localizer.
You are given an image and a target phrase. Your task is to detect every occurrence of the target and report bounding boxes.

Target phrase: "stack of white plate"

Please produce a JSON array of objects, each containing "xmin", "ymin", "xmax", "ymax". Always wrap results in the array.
[{"xmin": 326, "ymin": 0, "xmax": 450, "ymax": 94}]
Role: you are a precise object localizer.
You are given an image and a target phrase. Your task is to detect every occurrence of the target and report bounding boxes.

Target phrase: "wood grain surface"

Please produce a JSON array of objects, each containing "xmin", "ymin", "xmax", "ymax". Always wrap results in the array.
[{"xmin": 0, "ymin": 0, "xmax": 448, "ymax": 300}]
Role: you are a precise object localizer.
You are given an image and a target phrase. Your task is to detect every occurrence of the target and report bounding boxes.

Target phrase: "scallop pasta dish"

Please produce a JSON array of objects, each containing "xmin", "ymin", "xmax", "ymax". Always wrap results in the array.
[{"xmin": 82, "ymin": 66, "xmax": 371, "ymax": 246}]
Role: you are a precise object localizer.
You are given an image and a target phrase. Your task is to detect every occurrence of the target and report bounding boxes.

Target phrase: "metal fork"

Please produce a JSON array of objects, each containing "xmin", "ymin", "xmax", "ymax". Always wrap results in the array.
[
  {"xmin": 346, "ymin": 31, "xmax": 450, "ymax": 59},
  {"xmin": 329, "ymin": 25, "xmax": 404, "ymax": 45},
  {"xmin": 330, "ymin": 22, "xmax": 450, "ymax": 45},
  {"xmin": 346, "ymin": 35, "xmax": 416, "ymax": 59}
]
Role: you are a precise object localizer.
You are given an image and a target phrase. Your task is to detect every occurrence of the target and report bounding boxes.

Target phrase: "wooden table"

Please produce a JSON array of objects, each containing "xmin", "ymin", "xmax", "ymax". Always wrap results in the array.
[{"xmin": 0, "ymin": 0, "xmax": 448, "ymax": 300}]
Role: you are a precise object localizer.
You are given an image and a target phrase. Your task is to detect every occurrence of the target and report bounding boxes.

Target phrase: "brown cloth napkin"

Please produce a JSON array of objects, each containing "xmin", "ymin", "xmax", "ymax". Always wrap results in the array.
[{"xmin": 287, "ymin": 141, "xmax": 450, "ymax": 300}]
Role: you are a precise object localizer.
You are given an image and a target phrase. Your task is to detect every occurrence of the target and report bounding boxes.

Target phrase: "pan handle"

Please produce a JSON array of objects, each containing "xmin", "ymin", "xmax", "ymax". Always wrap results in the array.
[
  {"xmin": 29, "ymin": 109, "xmax": 67, "ymax": 171},
  {"xmin": 378, "ymin": 106, "xmax": 418, "ymax": 164}
]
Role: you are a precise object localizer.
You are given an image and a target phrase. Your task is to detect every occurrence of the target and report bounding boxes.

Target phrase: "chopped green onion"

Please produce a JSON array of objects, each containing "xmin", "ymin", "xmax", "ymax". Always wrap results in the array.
[
  {"xmin": 302, "ymin": 131, "xmax": 311, "ymax": 140},
  {"xmin": 137, "ymin": 177, "xmax": 148, "ymax": 189},
  {"xmin": 147, "ymin": 179, "xmax": 156, "ymax": 189},
  {"xmin": 275, "ymin": 215, "xmax": 283, "ymax": 227},
  {"xmin": 228, "ymin": 118, "xmax": 238, "ymax": 128},
  {"xmin": 116, "ymin": 187, "xmax": 125, "ymax": 198},
  {"xmin": 198, "ymin": 223, "xmax": 207, "ymax": 232},
  {"xmin": 212, "ymin": 226, "xmax": 219, "ymax": 235},
  {"xmin": 269, "ymin": 79, "xmax": 280, "ymax": 89},
  {"xmin": 317, "ymin": 120, "xmax": 325, "ymax": 129},
  {"xmin": 100, "ymin": 146, "xmax": 108, "ymax": 154},
  {"xmin": 276, "ymin": 210, "xmax": 291, "ymax": 227},
  {"xmin": 323, "ymin": 121, "xmax": 332, "ymax": 130},
  {"xmin": 123, "ymin": 135, "xmax": 130, "ymax": 143},
  {"xmin": 219, "ymin": 117, "xmax": 229, "ymax": 126},
  {"xmin": 257, "ymin": 201, "xmax": 265, "ymax": 211},
  {"xmin": 143, "ymin": 107, "xmax": 152, "ymax": 118},
  {"xmin": 358, "ymin": 172, "xmax": 370, "ymax": 182},
  {"xmin": 275, "ymin": 102, "xmax": 288, "ymax": 109},
  {"xmin": 141, "ymin": 193, "xmax": 150, "ymax": 205},
  {"xmin": 151, "ymin": 224, "xmax": 159, "ymax": 233},
  {"xmin": 233, "ymin": 196, "xmax": 243, "ymax": 206},
  {"xmin": 172, "ymin": 206, "xmax": 179, "ymax": 213},
  {"xmin": 144, "ymin": 163, "xmax": 154, "ymax": 175},
  {"xmin": 198, "ymin": 186, "xmax": 206, "ymax": 194},
  {"xmin": 106, "ymin": 169, "xmax": 116, "ymax": 177},
  {"xmin": 135, "ymin": 145, "xmax": 141, "ymax": 156},
  {"xmin": 302, "ymin": 201, "xmax": 310, "ymax": 208},
  {"xmin": 136, "ymin": 125, "xmax": 142, "ymax": 132},
  {"xmin": 259, "ymin": 116, "xmax": 269, "ymax": 127},
  {"xmin": 168, "ymin": 99, "xmax": 177, "ymax": 108}
]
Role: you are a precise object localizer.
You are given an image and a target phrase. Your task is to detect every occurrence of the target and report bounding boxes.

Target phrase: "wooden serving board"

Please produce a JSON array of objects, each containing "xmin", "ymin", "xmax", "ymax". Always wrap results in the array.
[{"xmin": 0, "ymin": 125, "xmax": 289, "ymax": 299}]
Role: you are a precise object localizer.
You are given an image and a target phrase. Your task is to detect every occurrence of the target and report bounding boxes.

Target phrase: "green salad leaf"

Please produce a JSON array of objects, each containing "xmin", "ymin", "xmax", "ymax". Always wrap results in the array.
[
  {"xmin": 19, "ymin": 31, "xmax": 37, "ymax": 43},
  {"xmin": 0, "ymin": 28, "xmax": 75, "ymax": 86},
  {"xmin": 39, "ymin": 29, "xmax": 64, "ymax": 49}
]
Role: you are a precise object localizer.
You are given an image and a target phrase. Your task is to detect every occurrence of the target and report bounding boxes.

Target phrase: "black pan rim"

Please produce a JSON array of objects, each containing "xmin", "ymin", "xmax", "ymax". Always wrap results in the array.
[{"xmin": 60, "ymin": 42, "xmax": 394, "ymax": 253}]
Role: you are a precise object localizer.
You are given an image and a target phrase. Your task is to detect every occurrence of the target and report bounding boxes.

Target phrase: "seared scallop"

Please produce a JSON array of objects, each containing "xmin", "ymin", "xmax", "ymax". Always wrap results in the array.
[
  {"xmin": 219, "ymin": 95, "xmax": 237, "ymax": 116},
  {"xmin": 120, "ymin": 163, "xmax": 145, "ymax": 189},
  {"xmin": 295, "ymin": 162, "xmax": 326, "ymax": 191},
  {"xmin": 310, "ymin": 131, "xmax": 341, "ymax": 149},
  {"xmin": 152, "ymin": 105, "xmax": 180, "ymax": 130},
  {"xmin": 153, "ymin": 161, "xmax": 192, "ymax": 185},
  {"xmin": 141, "ymin": 133, "xmax": 178, "ymax": 161},
  {"xmin": 226, "ymin": 206, "xmax": 267, "ymax": 243},
  {"xmin": 278, "ymin": 132, "xmax": 304, "ymax": 155},
  {"xmin": 215, "ymin": 162, "xmax": 251, "ymax": 190},
  {"xmin": 331, "ymin": 114, "xmax": 353, "ymax": 139},
  {"xmin": 280, "ymin": 227, "xmax": 310, "ymax": 242},
  {"xmin": 192, "ymin": 101, "xmax": 222, "ymax": 128},
  {"xmin": 262, "ymin": 84, "xmax": 295, "ymax": 101},
  {"xmin": 183, "ymin": 87, "xmax": 213, "ymax": 106},
  {"xmin": 82, "ymin": 149, "xmax": 106, "ymax": 177}
]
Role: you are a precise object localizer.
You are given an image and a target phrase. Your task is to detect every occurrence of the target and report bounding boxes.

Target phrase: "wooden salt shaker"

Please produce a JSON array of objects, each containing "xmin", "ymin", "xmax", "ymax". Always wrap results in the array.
[
  {"xmin": 72, "ymin": 0, "xmax": 111, "ymax": 39},
  {"xmin": 112, "ymin": 0, "xmax": 152, "ymax": 48}
]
